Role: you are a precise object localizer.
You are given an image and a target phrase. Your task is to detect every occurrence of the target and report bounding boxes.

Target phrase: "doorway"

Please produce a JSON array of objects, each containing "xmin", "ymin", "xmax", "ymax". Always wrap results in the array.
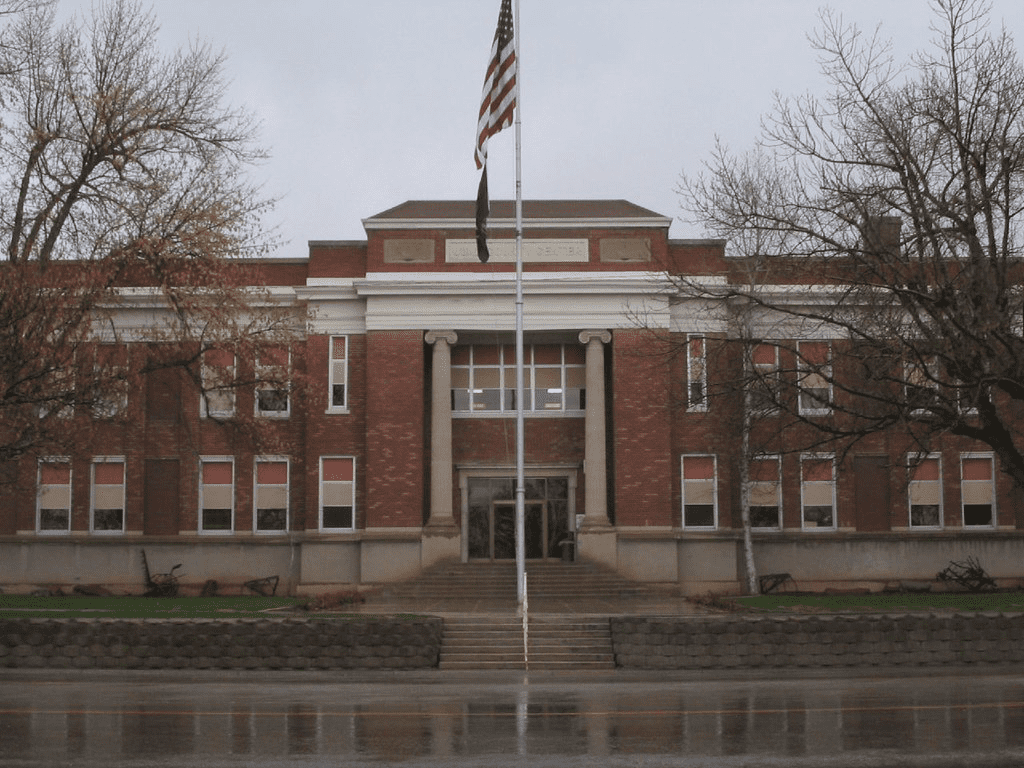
[{"xmin": 466, "ymin": 476, "xmax": 570, "ymax": 560}]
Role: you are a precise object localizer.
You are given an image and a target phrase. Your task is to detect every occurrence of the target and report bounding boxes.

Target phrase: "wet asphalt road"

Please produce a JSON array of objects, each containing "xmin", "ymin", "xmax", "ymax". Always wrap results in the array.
[{"xmin": 2, "ymin": 667, "xmax": 1024, "ymax": 766}]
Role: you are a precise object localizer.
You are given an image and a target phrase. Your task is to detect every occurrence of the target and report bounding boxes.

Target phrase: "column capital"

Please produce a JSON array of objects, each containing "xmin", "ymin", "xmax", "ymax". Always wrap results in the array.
[
  {"xmin": 578, "ymin": 329, "xmax": 611, "ymax": 345},
  {"xmin": 425, "ymin": 330, "xmax": 458, "ymax": 346}
]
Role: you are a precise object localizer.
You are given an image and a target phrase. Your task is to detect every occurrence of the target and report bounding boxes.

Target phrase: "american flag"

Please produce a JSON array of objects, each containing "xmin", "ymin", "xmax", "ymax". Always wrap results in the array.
[
  {"xmin": 475, "ymin": 0, "xmax": 517, "ymax": 263},
  {"xmin": 475, "ymin": 0, "xmax": 517, "ymax": 171}
]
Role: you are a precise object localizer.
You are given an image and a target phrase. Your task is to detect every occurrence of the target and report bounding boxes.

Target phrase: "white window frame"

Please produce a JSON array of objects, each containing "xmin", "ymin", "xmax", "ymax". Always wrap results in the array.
[
  {"xmin": 255, "ymin": 347, "xmax": 291, "ymax": 419},
  {"xmin": 681, "ymin": 454, "xmax": 718, "ymax": 530},
  {"xmin": 749, "ymin": 342, "xmax": 780, "ymax": 414},
  {"xmin": 327, "ymin": 335, "xmax": 349, "ymax": 413},
  {"xmin": 687, "ymin": 334, "xmax": 707, "ymax": 412},
  {"xmin": 201, "ymin": 349, "xmax": 236, "ymax": 418},
  {"xmin": 320, "ymin": 456, "xmax": 356, "ymax": 531},
  {"xmin": 797, "ymin": 341, "xmax": 833, "ymax": 416},
  {"xmin": 90, "ymin": 456, "xmax": 126, "ymax": 534},
  {"xmin": 905, "ymin": 355, "xmax": 940, "ymax": 417},
  {"xmin": 199, "ymin": 456, "xmax": 235, "ymax": 534},
  {"xmin": 960, "ymin": 452, "xmax": 996, "ymax": 528},
  {"xmin": 37, "ymin": 457, "xmax": 72, "ymax": 535},
  {"xmin": 907, "ymin": 453, "xmax": 943, "ymax": 529},
  {"xmin": 748, "ymin": 455, "xmax": 782, "ymax": 530},
  {"xmin": 800, "ymin": 453, "xmax": 836, "ymax": 530},
  {"xmin": 92, "ymin": 345, "xmax": 129, "ymax": 419},
  {"xmin": 452, "ymin": 344, "xmax": 585, "ymax": 416},
  {"xmin": 253, "ymin": 456, "xmax": 290, "ymax": 534}
]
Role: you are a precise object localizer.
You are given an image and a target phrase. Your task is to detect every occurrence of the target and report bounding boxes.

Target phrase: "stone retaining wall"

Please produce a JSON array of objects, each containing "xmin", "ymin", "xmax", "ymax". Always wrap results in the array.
[
  {"xmin": 611, "ymin": 614, "xmax": 1024, "ymax": 669},
  {"xmin": 0, "ymin": 617, "xmax": 443, "ymax": 670}
]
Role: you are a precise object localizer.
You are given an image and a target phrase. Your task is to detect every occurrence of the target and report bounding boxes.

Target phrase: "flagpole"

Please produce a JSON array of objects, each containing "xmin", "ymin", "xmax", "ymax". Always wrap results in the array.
[{"xmin": 513, "ymin": 0, "xmax": 526, "ymax": 612}]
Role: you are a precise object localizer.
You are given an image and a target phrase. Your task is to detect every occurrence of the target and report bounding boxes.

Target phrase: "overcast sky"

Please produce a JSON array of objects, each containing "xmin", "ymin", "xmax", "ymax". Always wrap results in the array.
[{"xmin": 56, "ymin": 1, "xmax": 1024, "ymax": 255}]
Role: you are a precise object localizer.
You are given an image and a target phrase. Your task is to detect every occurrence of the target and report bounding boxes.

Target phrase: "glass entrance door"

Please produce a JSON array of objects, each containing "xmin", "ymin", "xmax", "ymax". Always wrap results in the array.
[
  {"xmin": 467, "ymin": 476, "xmax": 570, "ymax": 560},
  {"xmin": 492, "ymin": 501, "xmax": 545, "ymax": 560}
]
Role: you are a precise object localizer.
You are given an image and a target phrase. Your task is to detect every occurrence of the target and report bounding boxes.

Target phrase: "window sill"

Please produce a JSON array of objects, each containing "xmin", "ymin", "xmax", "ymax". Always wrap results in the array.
[{"xmin": 325, "ymin": 408, "xmax": 350, "ymax": 416}]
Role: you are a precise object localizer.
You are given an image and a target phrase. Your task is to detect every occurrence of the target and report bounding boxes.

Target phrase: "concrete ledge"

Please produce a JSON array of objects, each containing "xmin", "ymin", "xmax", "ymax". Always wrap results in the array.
[
  {"xmin": 611, "ymin": 613, "xmax": 1024, "ymax": 669},
  {"xmin": 0, "ymin": 617, "xmax": 443, "ymax": 671}
]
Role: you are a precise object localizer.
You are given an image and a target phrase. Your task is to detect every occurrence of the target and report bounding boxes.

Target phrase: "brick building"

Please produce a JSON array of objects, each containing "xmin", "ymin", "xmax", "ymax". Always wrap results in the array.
[{"xmin": 2, "ymin": 199, "xmax": 1023, "ymax": 595}]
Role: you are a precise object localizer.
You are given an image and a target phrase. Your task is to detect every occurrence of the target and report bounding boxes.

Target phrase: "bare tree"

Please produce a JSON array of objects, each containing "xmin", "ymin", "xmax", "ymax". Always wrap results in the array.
[
  {"xmin": 0, "ymin": 0, "xmax": 295, "ymax": 464},
  {"xmin": 678, "ymin": 0, "xmax": 1024, "ymax": 490}
]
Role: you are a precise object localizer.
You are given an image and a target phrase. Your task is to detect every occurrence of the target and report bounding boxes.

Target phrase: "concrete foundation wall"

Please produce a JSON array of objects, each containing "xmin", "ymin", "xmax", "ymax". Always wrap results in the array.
[
  {"xmin": 612, "ymin": 613, "xmax": 1024, "ymax": 669},
  {"xmin": 0, "ymin": 617, "xmax": 443, "ymax": 670}
]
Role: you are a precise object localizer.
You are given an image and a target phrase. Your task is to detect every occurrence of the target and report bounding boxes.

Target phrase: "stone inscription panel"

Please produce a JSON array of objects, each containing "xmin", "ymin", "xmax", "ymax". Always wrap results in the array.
[{"xmin": 446, "ymin": 238, "xmax": 589, "ymax": 263}]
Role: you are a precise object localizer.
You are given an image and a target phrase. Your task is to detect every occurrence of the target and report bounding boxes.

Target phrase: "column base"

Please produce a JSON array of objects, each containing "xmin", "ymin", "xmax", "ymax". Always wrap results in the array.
[
  {"xmin": 576, "ymin": 526, "xmax": 618, "ymax": 571},
  {"xmin": 421, "ymin": 524, "xmax": 461, "ymax": 570}
]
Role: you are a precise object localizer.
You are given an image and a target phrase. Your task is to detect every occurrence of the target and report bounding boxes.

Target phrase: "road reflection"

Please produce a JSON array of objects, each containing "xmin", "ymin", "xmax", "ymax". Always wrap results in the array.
[{"xmin": 2, "ymin": 672, "xmax": 1024, "ymax": 765}]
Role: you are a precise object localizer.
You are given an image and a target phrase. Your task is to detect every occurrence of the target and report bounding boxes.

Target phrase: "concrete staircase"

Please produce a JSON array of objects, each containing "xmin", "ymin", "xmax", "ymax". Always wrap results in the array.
[
  {"xmin": 368, "ymin": 559, "xmax": 667, "ymax": 607},
  {"xmin": 440, "ymin": 615, "xmax": 615, "ymax": 671}
]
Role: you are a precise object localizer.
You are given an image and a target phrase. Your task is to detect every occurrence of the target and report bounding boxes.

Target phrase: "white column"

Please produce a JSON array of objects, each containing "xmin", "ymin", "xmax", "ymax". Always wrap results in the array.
[
  {"xmin": 425, "ymin": 330, "xmax": 458, "ymax": 526},
  {"xmin": 579, "ymin": 330, "xmax": 611, "ymax": 527}
]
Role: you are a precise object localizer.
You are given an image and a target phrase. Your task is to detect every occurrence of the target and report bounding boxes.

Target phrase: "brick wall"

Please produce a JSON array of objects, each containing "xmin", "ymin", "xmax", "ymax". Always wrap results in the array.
[
  {"xmin": 0, "ymin": 617, "xmax": 443, "ymax": 670},
  {"xmin": 612, "ymin": 329, "xmax": 673, "ymax": 527},
  {"xmin": 612, "ymin": 614, "xmax": 1024, "ymax": 669},
  {"xmin": 365, "ymin": 331, "xmax": 426, "ymax": 528}
]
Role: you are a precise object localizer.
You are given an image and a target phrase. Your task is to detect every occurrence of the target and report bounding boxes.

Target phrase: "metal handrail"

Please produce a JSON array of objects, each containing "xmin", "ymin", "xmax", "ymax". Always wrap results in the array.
[{"xmin": 522, "ymin": 571, "xmax": 529, "ymax": 671}]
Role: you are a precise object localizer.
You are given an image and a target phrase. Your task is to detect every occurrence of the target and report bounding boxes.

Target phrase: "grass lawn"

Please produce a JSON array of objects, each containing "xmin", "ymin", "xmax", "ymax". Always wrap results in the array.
[
  {"xmin": 727, "ymin": 591, "xmax": 1024, "ymax": 614},
  {"xmin": 0, "ymin": 595, "xmax": 310, "ymax": 620}
]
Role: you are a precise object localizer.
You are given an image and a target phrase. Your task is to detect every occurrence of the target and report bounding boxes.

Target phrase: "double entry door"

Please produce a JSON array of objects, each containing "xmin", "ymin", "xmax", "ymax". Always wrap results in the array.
[{"xmin": 467, "ymin": 476, "xmax": 570, "ymax": 561}]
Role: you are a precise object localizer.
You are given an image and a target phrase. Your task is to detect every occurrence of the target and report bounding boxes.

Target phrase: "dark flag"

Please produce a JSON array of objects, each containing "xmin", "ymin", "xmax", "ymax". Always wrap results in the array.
[{"xmin": 474, "ymin": 0, "xmax": 517, "ymax": 263}]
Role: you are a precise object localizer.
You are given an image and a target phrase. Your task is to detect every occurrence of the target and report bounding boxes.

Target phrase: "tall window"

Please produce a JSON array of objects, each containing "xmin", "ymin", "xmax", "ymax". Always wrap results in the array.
[
  {"xmin": 908, "ymin": 454, "xmax": 942, "ymax": 528},
  {"xmin": 798, "ymin": 341, "xmax": 832, "ymax": 415},
  {"xmin": 801, "ymin": 455, "xmax": 835, "ymax": 529},
  {"xmin": 93, "ymin": 345, "xmax": 129, "ymax": 419},
  {"xmin": 451, "ymin": 344, "xmax": 585, "ymax": 414},
  {"xmin": 961, "ymin": 454, "xmax": 995, "ymax": 527},
  {"xmin": 321, "ymin": 457, "xmax": 355, "ymax": 530},
  {"xmin": 199, "ymin": 458, "xmax": 234, "ymax": 533},
  {"xmin": 91, "ymin": 458, "xmax": 125, "ymax": 533},
  {"xmin": 749, "ymin": 456, "xmax": 781, "ymax": 529},
  {"xmin": 681, "ymin": 455, "xmax": 717, "ymax": 529},
  {"xmin": 687, "ymin": 335, "xmax": 707, "ymax": 411},
  {"xmin": 255, "ymin": 346, "xmax": 290, "ymax": 418},
  {"xmin": 749, "ymin": 343, "xmax": 780, "ymax": 413},
  {"xmin": 905, "ymin": 355, "xmax": 940, "ymax": 415},
  {"xmin": 37, "ymin": 458, "xmax": 72, "ymax": 533},
  {"xmin": 328, "ymin": 336, "xmax": 348, "ymax": 411},
  {"xmin": 201, "ymin": 348, "xmax": 235, "ymax": 418},
  {"xmin": 254, "ymin": 458, "xmax": 289, "ymax": 533}
]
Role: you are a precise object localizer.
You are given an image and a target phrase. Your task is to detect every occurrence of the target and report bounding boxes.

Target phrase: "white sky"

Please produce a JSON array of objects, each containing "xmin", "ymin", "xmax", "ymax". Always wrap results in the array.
[{"xmin": 56, "ymin": 0, "xmax": 1024, "ymax": 255}]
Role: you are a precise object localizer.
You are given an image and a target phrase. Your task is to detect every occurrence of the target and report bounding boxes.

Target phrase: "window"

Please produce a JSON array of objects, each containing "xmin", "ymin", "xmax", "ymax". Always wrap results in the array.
[
  {"xmin": 801, "ymin": 455, "xmax": 835, "ymax": 529},
  {"xmin": 91, "ymin": 458, "xmax": 125, "ymax": 533},
  {"xmin": 681, "ymin": 455, "xmax": 717, "ymax": 529},
  {"xmin": 687, "ymin": 335, "xmax": 707, "ymax": 411},
  {"xmin": 905, "ymin": 355, "xmax": 939, "ymax": 415},
  {"xmin": 201, "ymin": 349, "xmax": 235, "ymax": 418},
  {"xmin": 254, "ymin": 458, "xmax": 289, "ymax": 533},
  {"xmin": 93, "ymin": 345, "xmax": 129, "ymax": 419},
  {"xmin": 321, "ymin": 456, "xmax": 355, "ymax": 530},
  {"xmin": 749, "ymin": 343, "xmax": 780, "ymax": 413},
  {"xmin": 199, "ymin": 458, "xmax": 234, "ymax": 533},
  {"xmin": 37, "ymin": 458, "xmax": 72, "ymax": 533},
  {"xmin": 255, "ymin": 346, "xmax": 290, "ymax": 418},
  {"xmin": 908, "ymin": 454, "xmax": 942, "ymax": 528},
  {"xmin": 451, "ymin": 344, "xmax": 585, "ymax": 414},
  {"xmin": 961, "ymin": 454, "xmax": 995, "ymax": 527},
  {"xmin": 328, "ymin": 336, "xmax": 348, "ymax": 411},
  {"xmin": 749, "ymin": 456, "xmax": 781, "ymax": 529},
  {"xmin": 798, "ymin": 341, "xmax": 832, "ymax": 415},
  {"xmin": 38, "ymin": 366, "xmax": 74, "ymax": 420}
]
